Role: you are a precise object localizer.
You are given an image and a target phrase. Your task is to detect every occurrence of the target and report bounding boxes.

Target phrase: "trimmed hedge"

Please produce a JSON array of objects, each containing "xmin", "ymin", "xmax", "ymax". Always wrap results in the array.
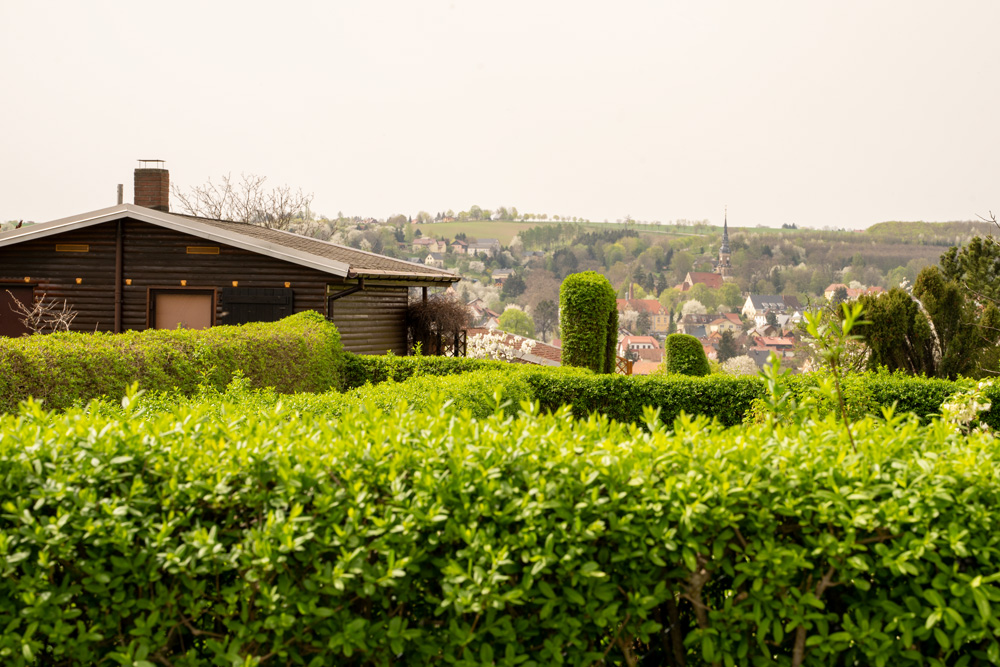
[
  {"xmin": 340, "ymin": 353, "xmax": 507, "ymax": 390},
  {"xmin": 227, "ymin": 366, "xmax": 1000, "ymax": 431},
  {"xmin": 662, "ymin": 333, "xmax": 711, "ymax": 376},
  {"xmin": 140, "ymin": 365, "xmax": 999, "ymax": 433},
  {"xmin": 524, "ymin": 370, "xmax": 763, "ymax": 427},
  {"xmin": 4, "ymin": 397, "xmax": 1000, "ymax": 664},
  {"xmin": 0, "ymin": 311, "xmax": 343, "ymax": 412},
  {"xmin": 560, "ymin": 271, "xmax": 618, "ymax": 373}
]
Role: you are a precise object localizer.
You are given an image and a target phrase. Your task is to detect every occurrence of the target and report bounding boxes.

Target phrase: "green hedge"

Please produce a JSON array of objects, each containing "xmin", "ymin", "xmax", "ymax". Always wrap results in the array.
[
  {"xmin": 778, "ymin": 371, "xmax": 1000, "ymax": 429},
  {"xmin": 179, "ymin": 367, "xmax": 997, "ymax": 432},
  {"xmin": 3, "ymin": 396, "xmax": 1000, "ymax": 665},
  {"xmin": 340, "ymin": 353, "xmax": 506, "ymax": 390},
  {"xmin": 524, "ymin": 370, "xmax": 763, "ymax": 427},
  {"xmin": 0, "ymin": 311, "xmax": 343, "ymax": 412},
  {"xmin": 663, "ymin": 333, "xmax": 711, "ymax": 376}
]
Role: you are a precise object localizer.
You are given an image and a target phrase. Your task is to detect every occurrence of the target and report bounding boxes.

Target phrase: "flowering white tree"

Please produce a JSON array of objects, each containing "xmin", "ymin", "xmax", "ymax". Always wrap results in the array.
[
  {"xmin": 941, "ymin": 379, "xmax": 994, "ymax": 433},
  {"xmin": 681, "ymin": 300, "xmax": 707, "ymax": 316},
  {"xmin": 457, "ymin": 280, "xmax": 501, "ymax": 306},
  {"xmin": 619, "ymin": 307, "xmax": 639, "ymax": 331},
  {"xmin": 467, "ymin": 330, "xmax": 536, "ymax": 362},
  {"xmin": 721, "ymin": 355, "xmax": 758, "ymax": 376}
]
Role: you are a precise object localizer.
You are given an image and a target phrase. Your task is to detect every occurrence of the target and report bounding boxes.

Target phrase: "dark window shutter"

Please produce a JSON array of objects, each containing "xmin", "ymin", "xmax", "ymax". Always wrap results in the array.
[{"xmin": 220, "ymin": 287, "xmax": 294, "ymax": 325}]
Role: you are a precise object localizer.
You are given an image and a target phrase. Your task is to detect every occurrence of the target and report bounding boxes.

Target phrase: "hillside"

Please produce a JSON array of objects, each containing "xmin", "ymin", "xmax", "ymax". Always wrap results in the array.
[{"xmin": 407, "ymin": 219, "xmax": 700, "ymax": 246}]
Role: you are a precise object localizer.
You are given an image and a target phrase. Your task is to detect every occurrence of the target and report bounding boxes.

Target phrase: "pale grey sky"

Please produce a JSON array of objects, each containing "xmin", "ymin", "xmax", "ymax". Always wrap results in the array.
[{"xmin": 1, "ymin": 1, "xmax": 997, "ymax": 228}]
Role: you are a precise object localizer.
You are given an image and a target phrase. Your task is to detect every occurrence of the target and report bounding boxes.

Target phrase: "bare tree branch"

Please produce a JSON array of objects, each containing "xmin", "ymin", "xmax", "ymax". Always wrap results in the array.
[
  {"xmin": 171, "ymin": 172, "xmax": 313, "ymax": 230},
  {"xmin": 6, "ymin": 291, "xmax": 78, "ymax": 334}
]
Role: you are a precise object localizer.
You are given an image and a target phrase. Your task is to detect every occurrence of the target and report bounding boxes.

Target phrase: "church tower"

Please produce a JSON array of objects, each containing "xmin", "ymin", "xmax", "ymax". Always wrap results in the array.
[{"xmin": 716, "ymin": 208, "xmax": 732, "ymax": 277}]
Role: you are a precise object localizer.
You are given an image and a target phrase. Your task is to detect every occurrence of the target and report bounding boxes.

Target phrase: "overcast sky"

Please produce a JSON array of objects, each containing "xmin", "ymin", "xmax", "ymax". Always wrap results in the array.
[{"xmin": 1, "ymin": 1, "xmax": 997, "ymax": 228}]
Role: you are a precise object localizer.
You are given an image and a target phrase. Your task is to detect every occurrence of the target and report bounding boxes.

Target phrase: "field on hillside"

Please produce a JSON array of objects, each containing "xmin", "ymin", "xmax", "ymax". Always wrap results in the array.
[{"xmin": 409, "ymin": 219, "xmax": 702, "ymax": 244}]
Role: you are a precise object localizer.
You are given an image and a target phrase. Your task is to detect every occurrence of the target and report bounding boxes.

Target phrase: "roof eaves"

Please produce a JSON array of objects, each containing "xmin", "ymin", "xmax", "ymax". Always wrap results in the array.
[{"xmin": 0, "ymin": 204, "xmax": 128, "ymax": 248}]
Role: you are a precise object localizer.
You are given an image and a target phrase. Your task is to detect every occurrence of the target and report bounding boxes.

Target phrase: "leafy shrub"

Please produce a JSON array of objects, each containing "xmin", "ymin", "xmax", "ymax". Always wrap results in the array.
[
  {"xmin": 559, "ymin": 271, "xmax": 618, "ymax": 373},
  {"xmin": 661, "ymin": 333, "xmax": 711, "ymax": 376},
  {"xmin": 0, "ymin": 311, "xmax": 342, "ymax": 412},
  {"xmin": 3, "ymin": 398, "xmax": 1000, "ymax": 664}
]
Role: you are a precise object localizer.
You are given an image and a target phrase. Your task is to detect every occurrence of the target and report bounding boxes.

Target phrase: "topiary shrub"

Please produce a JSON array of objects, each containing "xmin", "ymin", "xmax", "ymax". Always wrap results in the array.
[
  {"xmin": 559, "ymin": 271, "xmax": 618, "ymax": 373},
  {"xmin": 662, "ymin": 333, "xmax": 711, "ymax": 376}
]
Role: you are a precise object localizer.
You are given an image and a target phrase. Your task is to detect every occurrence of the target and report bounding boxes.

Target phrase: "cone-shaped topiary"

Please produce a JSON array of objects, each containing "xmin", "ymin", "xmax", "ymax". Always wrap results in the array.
[
  {"xmin": 559, "ymin": 271, "xmax": 618, "ymax": 373},
  {"xmin": 663, "ymin": 333, "xmax": 711, "ymax": 376}
]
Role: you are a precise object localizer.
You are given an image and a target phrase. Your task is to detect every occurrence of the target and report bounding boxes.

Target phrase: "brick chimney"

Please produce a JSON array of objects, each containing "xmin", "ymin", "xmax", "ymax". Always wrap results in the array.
[{"xmin": 134, "ymin": 159, "xmax": 169, "ymax": 212}]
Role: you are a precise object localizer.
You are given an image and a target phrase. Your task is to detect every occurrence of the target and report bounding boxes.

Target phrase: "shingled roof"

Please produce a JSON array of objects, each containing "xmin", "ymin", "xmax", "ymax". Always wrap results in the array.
[{"xmin": 0, "ymin": 204, "xmax": 460, "ymax": 283}]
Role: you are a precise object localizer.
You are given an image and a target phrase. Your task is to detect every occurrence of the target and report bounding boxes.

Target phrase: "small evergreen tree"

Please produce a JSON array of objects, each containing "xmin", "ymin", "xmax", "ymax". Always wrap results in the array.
[{"xmin": 717, "ymin": 330, "xmax": 740, "ymax": 362}]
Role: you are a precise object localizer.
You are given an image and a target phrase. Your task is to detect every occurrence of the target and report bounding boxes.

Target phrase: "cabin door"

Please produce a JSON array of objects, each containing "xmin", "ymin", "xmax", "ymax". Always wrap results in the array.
[
  {"xmin": 0, "ymin": 285, "xmax": 33, "ymax": 337},
  {"xmin": 150, "ymin": 290, "xmax": 215, "ymax": 330}
]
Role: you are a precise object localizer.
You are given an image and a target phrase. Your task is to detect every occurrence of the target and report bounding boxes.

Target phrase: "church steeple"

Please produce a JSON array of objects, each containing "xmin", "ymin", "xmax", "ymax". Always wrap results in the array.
[
  {"xmin": 720, "ymin": 207, "xmax": 730, "ymax": 255},
  {"xmin": 716, "ymin": 207, "xmax": 732, "ymax": 277}
]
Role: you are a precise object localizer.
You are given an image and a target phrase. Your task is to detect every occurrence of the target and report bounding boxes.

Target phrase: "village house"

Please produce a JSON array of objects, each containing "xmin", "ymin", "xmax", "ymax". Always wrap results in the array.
[
  {"xmin": 679, "ymin": 271, "xmax": 724, "ymax": 291},
  {"xmin": 708, "ymin": 317, "xmax": 742, "ymax": 335},
  {"xmin": 491, "ymin": 269, "xmax": 514, "ymax": 285},
  {"xmin": 823, "ymin": 283, "xmax": 886, "ymax": 301},
  {"xmin": 467, "ymin": 239, "xmax": 501, "ymax": 257},
  {"xmin": 412, "ymin": 237, "xmax": 448, "ymax": 254},
  {"xmin": 741, "ymin": 294, "xmax": 800, "ymax": 319},
  {"xmin": 466, "ymin": 299, "xmax": 501, "ymax": 329},
  {"xmin": 616, "ymin": 298, "xmax": 670, "ymax": 335},
  {"xmin": 618, "ymin": 335, "xmax": 663, "ymax": 363},
  {"xmin": 676, "ymin": 312, "xmax": 715, "ymax": 336},
  {"xmin": 751, "ymin": 310, "xmax": 802, "ymax": 330},
  {"xmin": 0, "ymin": 163, "xmax": 459, "ymax": 354},
  {"xmin": 753, "ymin": 335, "xmax": 796, "ymax": 354},
  {"xmin": 424, "ymin": 252, "xmax": 446, "ymax": 269}
]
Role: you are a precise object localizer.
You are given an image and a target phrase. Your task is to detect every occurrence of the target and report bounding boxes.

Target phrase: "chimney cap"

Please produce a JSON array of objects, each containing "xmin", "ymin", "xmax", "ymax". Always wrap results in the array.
[{"xmin": 137, "ymin": 159, "xmax": 165, "ymax": 169}]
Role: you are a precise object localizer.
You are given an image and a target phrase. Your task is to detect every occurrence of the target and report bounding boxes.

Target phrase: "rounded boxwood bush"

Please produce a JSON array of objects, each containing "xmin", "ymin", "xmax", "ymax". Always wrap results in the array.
[
  {"xmin": 559, "ymin": 271, "xmax": 618, "ymax": 373},
  {"xmin": 663, "ymin": 333, "xmax": 711, "ymax": 376}
]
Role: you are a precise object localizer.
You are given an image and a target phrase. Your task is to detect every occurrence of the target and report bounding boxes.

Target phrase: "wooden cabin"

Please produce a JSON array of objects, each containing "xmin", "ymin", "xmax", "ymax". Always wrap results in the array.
[{"xmin": 0, "ymin": 168, "xmax": 459, "ymax": 354}]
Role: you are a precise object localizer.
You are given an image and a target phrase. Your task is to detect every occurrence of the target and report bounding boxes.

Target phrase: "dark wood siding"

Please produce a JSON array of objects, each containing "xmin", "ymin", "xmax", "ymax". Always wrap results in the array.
[
  {"xmin": 328, "ymin": 285, "xmax": 409, "ymax": 355},
  {"xmin": 0, "ymin": 224, "xmax": 117, "ymax": 332},
  {"xmin": 0, "ymin": 217, "xmax": 421, "ymax": 354},
  {"xmin": 118, "ymin": 220, "xmax": 331, "ymax": 330}
]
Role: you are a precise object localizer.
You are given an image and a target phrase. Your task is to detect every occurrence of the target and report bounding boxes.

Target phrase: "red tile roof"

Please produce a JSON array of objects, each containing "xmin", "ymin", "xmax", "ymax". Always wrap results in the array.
[
  {"xmin": 616, "ymin": 299, "xmax": 663, "ymax": 314},
  {"xmin": 758, "ymin": 336, "xmax": 795, "ymax": 347},
  {"xmin": 621, "ymin": 335, "xmax": 660, "ymax": 348},
  {"xmin": 631, "ymin": 360, "xmax": 661, "ymax": 375},
  {"xmin": 685, "ymin": 272, "xmax": 724, "ymax": 289}
]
